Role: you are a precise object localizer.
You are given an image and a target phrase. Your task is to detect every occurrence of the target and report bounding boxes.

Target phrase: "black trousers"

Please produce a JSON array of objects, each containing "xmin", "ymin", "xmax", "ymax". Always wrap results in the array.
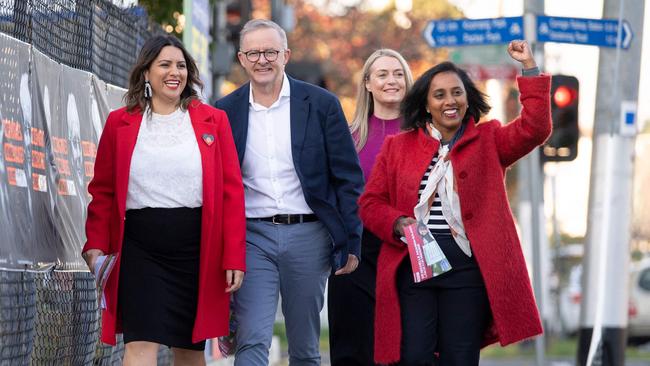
[
  {"xmin": 396, "ymin": 234, "xmax": 491, "ymax": 366},
  {"xmin": 328, "ymin": 229, "xmax": 381, "ymax": 366}
]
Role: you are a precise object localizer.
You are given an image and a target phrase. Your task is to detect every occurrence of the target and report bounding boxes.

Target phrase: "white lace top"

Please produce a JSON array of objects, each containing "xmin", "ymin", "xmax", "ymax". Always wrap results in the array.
[{"xmin": 126, "ymin": 108, "xmax": 203, "ymax": 210}]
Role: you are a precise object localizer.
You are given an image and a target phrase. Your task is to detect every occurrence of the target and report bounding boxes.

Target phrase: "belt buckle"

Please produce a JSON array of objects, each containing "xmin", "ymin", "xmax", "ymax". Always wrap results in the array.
[{"xmin": 272, "ymin": 215, "xmax": 282, "ymax": 225}]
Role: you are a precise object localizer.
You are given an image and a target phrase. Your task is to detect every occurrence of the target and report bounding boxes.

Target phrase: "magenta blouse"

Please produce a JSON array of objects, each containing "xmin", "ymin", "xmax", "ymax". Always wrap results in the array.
[{"xmin": 356, "ymin": 115, "xmax": 401, "ymax": 181}]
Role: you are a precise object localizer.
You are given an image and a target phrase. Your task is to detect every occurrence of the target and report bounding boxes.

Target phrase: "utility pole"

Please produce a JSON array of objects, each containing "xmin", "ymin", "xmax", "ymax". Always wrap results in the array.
[
  {"xmin": 271, "ymin": 0, "xmax": 283, "ymax": 25},
  {"xmin": 271, "ymin": 0, "xmax": 294, "ymax": 32},
  {"xmin": 211, "ymin": 0, "xmax": 229, "ymax": 102},
  {"xmin": 521, "ymin": 1, "xmax": 547, "ymax": 365},
  {"xmin": 578, "ymin": 0, "xmax": 645, "ymax": 365}
]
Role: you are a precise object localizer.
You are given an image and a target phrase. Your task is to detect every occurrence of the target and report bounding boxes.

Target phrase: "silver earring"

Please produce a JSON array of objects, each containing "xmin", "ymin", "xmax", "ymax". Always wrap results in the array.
[{"xmin": 144, "ymin": 80, "xmax": 152, "ymax": 99}]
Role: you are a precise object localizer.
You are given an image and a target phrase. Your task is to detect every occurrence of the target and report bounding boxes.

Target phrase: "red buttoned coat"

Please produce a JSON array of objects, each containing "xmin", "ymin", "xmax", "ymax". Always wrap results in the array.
[
  {"xmin": 82, "ymin": 100, "xmax": 246, "ymax": 345},
  {"xmin": 359, "ymin": 75, "xmax": 551, "ymax": 364}
]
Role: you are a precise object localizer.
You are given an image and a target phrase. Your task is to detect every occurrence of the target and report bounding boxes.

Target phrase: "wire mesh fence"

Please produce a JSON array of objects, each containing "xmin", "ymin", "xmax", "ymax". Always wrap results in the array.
[
  {"xmin": 1, "ymin": 270, "xmax": 174, "ymax": 364},
  {"xmin": 31, "ymin": 271, "xmax": 98, "ymax": 365},
  {"xmin": 1, "ymin": 0, "xmax": 165, "ymax": 88},
  {"xmin": 1, "ymin": 0, "xmax": 174, "ymax": 364},
  {"xmin": 0, "ymin": 271, "xmax": 35, "ymax": 365}
]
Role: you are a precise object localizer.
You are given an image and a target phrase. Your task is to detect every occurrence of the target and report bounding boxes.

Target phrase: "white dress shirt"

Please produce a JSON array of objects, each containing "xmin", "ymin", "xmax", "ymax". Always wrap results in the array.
[
  {"xmin": 126, "ymin": 108, "xmax": 203, "ymax": 210},
  {"xmin": 241, "ymin": 73, "xmax": 312, "ymax": 217}
]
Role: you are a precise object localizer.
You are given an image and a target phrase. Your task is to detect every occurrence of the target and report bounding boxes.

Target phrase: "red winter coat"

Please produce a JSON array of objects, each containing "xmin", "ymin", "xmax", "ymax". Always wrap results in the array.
[
  {"xmin": 82, "ymin": 100, "xmax": 246, "ymax": 345},
  {"xmin": 359, "ymin": 75, "xmax": 551, "ymax": 364}
]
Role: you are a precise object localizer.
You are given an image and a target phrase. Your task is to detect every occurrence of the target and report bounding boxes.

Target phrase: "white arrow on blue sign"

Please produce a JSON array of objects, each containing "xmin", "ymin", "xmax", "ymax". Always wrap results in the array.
[
  {"xmin": 536, "ymin": 15, "xmax": 633, "ymax": 49},
  {"xmin": 423, "ymin": 17, "xmax": 524, "ymax": 48}
]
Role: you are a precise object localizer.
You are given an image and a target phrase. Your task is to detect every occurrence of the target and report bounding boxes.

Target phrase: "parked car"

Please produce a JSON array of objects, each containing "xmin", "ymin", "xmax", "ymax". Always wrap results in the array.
[
  {"xmin": 556, "ymin": 264, "xmax": 582, "ymax": 335},
  {"xmin": 557, "ymin": 258, "xmax": 650, "ymax": 342},
  {"xmin": 628, "ymin": 258, "xmax": 650, "ymax": 343}
]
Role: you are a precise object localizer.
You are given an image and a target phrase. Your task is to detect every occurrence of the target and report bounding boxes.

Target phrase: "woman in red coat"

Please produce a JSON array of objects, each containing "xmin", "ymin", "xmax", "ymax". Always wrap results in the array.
[
  {"xmin": 82, "ymin": 35, "xmax": 246, "ymax": 365},
  {"xmin": 359, "ymin": 40, "xmax": 550, "ymax": 365}
]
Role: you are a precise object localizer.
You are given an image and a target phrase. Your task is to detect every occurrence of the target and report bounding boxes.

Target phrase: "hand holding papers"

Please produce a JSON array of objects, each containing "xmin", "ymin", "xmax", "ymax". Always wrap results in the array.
[
  {"xmin": 403, "ymin": 221, "xmax": 451, "ymax": 283},
  {"xmin": 217, "ymin": 309, "xmax": 237, "ymax": 357},
  {"xmin": 93, "ymin": 254, "xmax": 117, "ymax": 310}
]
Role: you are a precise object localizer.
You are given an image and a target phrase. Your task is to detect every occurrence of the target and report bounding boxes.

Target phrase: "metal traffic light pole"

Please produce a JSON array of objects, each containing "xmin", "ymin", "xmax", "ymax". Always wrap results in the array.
[
  {"xmin": 578, "ymin": 0, "xmax": 645, "ymax": 364},
  {"xmin": 522, "ymin": 1, "xmax": 547, "ymax": 365},
  {"xmin": 211, "ymin": 0, "xmax": 229, "ymax": 102}
]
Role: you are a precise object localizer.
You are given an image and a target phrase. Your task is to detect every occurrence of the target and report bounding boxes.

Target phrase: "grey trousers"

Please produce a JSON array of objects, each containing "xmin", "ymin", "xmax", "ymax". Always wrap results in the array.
[{"xmin": 234, "ymin": 219, "xmax": 332, "ymax": 366}]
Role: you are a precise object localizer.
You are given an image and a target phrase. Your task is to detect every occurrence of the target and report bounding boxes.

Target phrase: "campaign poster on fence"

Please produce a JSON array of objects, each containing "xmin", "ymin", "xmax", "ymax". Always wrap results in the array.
[
  {"xmin": 106, "ymin": 82, "xmax": 127, "ymax": 111},
  {"xmin": 31, "ymin": 49, "xmax": 65, "ymax": 266},
  {"xmin": 0, "ymin": 36, "xmax": 126, "ymax": 269},
  {"xmin": 53, "ymin": 64, "xmax": 96, "ymax": 267},
  {"xmin": 0, "ymin": 33, "xmax": 34, "ymax": 266},
  {"xmin": 92, "ymin": 76, "xmax": 127, "ymax": 120}
]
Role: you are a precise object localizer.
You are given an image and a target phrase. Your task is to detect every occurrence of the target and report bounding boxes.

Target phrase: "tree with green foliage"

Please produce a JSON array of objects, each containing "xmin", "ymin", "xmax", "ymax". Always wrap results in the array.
[{"xmin": 139, "ymin": 0, "xmax": 184, "ymax": 36}]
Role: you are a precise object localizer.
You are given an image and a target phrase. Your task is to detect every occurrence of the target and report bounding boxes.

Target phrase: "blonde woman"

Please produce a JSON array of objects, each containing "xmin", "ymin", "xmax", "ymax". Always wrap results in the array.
[{"xmin": 328, "ymin": 49, "xmax": 413, "ymax": 366}]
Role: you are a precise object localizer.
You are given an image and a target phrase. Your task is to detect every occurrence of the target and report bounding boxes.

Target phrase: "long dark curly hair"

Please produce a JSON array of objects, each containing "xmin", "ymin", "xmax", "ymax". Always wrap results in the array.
[
  {"xmin": 401, "ymin": 61, "xmax": 490, "ymax": 131},
  {"xmin": 124, "ymin": 35, "xmax": 203, "ymax": 113}
]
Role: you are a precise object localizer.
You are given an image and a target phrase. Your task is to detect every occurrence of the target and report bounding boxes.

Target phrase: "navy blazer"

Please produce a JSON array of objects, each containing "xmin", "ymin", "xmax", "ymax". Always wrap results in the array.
[{"xmin": 215, "ymin": 76, "xmax": 364, "ymax": 271}]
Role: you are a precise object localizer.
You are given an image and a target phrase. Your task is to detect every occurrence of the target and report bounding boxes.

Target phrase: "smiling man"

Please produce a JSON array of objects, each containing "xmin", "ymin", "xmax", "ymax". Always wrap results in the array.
[{"xmin": 215, "ymin": 19, "xmax": 364, "ymax": 366}]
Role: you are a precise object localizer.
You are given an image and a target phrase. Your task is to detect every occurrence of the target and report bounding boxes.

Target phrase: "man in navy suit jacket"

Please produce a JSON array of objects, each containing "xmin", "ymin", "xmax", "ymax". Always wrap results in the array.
[{"xmin": 215, "ymin": 19, "xmax": 363, "ymax": 366}]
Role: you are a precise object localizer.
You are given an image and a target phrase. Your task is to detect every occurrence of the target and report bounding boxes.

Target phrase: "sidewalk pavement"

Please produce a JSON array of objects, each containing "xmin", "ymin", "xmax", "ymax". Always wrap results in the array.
[
  {"xmin": 207, "ymin": 336, "xmax": 281, "ymax": 366},
  {"xmin": 210, "ymin": 354, "xmax": 650, "ymax": 366}
]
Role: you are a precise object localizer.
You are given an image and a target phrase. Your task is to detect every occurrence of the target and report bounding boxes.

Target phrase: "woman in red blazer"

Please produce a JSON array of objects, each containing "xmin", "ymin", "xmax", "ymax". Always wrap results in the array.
[
  {"xmin": 359, "ymin": 40, "xmax": 550, "ymax": 365},
  {"xmin": 82, "ymin": 35, "xmax": 245, "ymax": 365}
]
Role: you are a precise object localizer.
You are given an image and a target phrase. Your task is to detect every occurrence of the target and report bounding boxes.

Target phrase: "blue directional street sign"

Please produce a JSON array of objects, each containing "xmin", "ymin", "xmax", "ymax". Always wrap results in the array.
[
  {"xmin": 423, "ymin": 15, "xmax": 634, "ymax": 50},
  {"xmin": 536, "ymin": 15, "xmax": 633, "ymax": 49},
  {"xmin": 423, "ymin": 17, "xmax": 524, "ymax": 48}
]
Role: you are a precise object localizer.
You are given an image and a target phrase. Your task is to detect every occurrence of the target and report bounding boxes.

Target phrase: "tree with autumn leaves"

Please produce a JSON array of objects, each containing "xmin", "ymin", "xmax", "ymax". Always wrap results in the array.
[
  {"xmin": 139, "ymin": 0, "xmax": 464, "ymax": 116},
  {"xmin": 232, "ymin": 0, "xmax": 464, "ymax": 117},
  {"xmin": 278, "ymin": 0, "xmax": 462, "ymax": 117},
  {"xmin": 288, "ymin": 0, "xmax": 461, "ymax": 93}
]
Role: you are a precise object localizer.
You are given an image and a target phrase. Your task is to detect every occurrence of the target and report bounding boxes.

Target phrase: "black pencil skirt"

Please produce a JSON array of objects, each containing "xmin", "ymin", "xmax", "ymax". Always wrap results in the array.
[{"xmin": 118, "ymin": 207, "xmax": 205, "ymax": 351}]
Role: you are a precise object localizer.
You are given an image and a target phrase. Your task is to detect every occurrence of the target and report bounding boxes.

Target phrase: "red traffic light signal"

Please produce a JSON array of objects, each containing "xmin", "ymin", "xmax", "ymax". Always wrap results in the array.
[
  {"xmin": 553, "ymin": 85, "xmax": 576, "ymax": 109},
  {"xmin": 543, "ymin": 75, "xmax": 579, "ymax": 162}
]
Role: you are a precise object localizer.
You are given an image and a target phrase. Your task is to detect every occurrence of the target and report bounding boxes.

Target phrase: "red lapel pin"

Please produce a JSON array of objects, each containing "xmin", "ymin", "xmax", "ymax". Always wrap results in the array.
[{"xmin": 202, "ymin": 133, "xmax": 214, "ymax": 146}]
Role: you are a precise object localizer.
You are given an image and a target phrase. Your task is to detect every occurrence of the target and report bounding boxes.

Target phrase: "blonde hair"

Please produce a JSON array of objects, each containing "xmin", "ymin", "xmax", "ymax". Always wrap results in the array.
[{"xmin": 350, "ymin": 49, "xmax": 413, "ymax": 151}]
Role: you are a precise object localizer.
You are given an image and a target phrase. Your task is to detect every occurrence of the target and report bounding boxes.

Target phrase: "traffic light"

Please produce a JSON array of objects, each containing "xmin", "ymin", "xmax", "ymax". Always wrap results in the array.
[
  {"xmin": 542, "ymin": 75, "xmax": 579, "ymax": 162},
  {"xmin": 226, "ymin": 0, "xmax": 252, "ymax": 52},
  {"xmin": 212, "ymin": 0, "xmax": 253, "ymax": 77}
]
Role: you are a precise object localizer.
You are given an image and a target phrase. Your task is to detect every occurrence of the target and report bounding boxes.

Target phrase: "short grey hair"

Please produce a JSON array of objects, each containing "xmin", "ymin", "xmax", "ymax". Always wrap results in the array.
[{"xmin": 239, "ymin": 19, "xmax": 288, "ymax": 50}]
